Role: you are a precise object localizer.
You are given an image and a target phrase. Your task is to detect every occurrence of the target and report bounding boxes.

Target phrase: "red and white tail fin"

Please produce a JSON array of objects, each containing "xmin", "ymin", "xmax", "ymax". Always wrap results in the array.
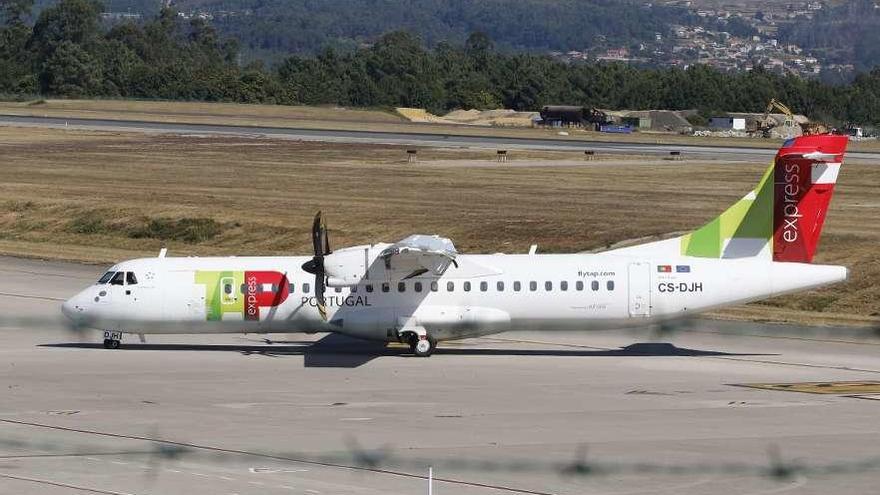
[
  {"xmin": 772, "ymin": 134, "xmax": 848, "ymax": 263},
  {"xmin": 606, "ymin": 133, "xmax": 848, "ymax": 262}
]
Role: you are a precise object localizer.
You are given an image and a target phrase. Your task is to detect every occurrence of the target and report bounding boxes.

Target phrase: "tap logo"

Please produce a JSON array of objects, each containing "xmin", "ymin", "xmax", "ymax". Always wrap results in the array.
[{"xmin": 194, "ymin": 270, "xmax": 290, "ymax": 321}]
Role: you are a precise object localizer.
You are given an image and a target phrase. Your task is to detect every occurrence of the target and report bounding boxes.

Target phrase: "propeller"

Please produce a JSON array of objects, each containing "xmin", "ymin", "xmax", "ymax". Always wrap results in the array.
[{"xmin": 301, "ymin": 211, "xmax": 331, "ymax": 320}]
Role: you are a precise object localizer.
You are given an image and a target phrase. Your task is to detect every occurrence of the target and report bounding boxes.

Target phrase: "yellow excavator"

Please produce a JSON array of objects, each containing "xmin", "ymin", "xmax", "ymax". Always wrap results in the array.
[{"xmin": 752, "ymin": 98, "xmax": 828, "ymax": 138}]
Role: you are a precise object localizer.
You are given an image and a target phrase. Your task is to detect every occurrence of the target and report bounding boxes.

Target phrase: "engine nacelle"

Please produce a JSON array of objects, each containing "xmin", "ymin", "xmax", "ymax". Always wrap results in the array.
[{"xmin": 323, "ymin": 244, "xmax": 390, "ymax": 286}]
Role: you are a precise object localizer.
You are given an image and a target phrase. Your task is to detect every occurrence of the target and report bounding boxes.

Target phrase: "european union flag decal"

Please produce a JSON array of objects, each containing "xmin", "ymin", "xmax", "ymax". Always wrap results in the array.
[{"xmin": 676, "ymin": 265, "xmax": 691, "ymax": 273}]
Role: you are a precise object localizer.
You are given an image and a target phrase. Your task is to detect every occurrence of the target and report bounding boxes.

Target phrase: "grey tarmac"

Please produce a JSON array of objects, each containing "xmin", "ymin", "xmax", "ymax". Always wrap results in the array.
[
  {"xmin": 1, "ymin": 256, "xmax": 880, "ymax": 494},
  {"xmin": 3, "ymin": 114, "xmax": 880, "ymax": 162}
]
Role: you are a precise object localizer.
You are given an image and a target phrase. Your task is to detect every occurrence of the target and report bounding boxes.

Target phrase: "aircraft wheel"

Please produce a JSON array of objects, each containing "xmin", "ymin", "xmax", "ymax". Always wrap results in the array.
[
  {"xmin": 413, "ymin": 337, "xmax": 434, "ymax": 357},
  {"xmin": 109, "ymin": 339, "xmax": 121, "ymax": 349},
  {"xmin": 103, "ymin": 339, "xmax": 111, "ymax": 349}
]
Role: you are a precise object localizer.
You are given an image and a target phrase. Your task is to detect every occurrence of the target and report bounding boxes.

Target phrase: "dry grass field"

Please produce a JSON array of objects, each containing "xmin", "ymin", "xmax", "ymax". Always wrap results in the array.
[
  {"xmin": 1, "ymin": 126, "xmax": 877, "ymax": 327},
  {"xmin": 3, "ymin": 99, "xmax": 879, "ymax": 152}
]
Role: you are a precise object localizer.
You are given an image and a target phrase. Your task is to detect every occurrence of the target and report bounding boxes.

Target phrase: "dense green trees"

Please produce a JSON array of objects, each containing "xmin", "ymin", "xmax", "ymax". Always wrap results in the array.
[
  {"xmin": 2, "ymin": 1, "xmax": 880, "ymax": 126},
  {"xmin": 197, "ymin": 0, "xmax": 702, "ymax": 58},
  {"xmin": 0, "ymin": 0, "xmax": 37, "ymax": 93}
]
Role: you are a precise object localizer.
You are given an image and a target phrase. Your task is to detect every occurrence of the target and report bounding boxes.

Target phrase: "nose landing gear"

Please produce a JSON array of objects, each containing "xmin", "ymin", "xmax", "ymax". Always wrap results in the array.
[{"xmin": 102, "ymin": 330, "xmax": 123, "ymax": 349}]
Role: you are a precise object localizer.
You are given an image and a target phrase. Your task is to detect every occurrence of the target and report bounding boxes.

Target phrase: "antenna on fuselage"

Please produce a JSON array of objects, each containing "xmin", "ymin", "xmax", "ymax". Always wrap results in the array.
[
  {"xmin": 528, "ymin": 245, "xmax": 538, "ymax": 255},
  {"xmin": 158, "ymin": 248, "xmax": 168, "ymax": 258}
]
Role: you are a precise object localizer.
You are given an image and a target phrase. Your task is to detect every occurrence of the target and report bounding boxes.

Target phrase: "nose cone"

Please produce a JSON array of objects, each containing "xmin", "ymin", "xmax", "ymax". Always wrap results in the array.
[
  {"xmin": 61, "ymin": 298, "xmax": 76, "ymax": 320},
  {"xmin": 61, "ymin": 294, "xmax": 87, "ymax": 322}
]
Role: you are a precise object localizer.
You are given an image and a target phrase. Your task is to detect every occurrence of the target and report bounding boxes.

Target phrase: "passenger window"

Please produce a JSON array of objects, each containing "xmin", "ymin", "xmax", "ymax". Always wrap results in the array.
[
  {"xmin": 334, "ymin": 287, "xmax": 342, "ymax": 293},
  {"xmin": 545, "ymin": 281, "xmax": 552, "ymax": 291},
  {"xmin": 560, "ymin": 281, "xmax": 568, "ymax": 291},
  {"xmin": 382, "ymin": 283, "xmax": 390, "ymax": 293},
  {"xmin": 529, "ymin": 281, "xmax": 537, "ymax": 291},
  {"xmin": 430, "ymin": 281, "xmax": 438, "ymax": 292},
  {"xmin": 223, "ymin": 283, "xmax": 233, "ymax": 295},
  {"xmin": 514, "ymin": 281, "xmax": 521, "ymax": 292},
  {"xmin": 414, "ymin": 282, "xmax": 423, "ymax": 292},
  {"xmin": 110, "ymin": 272, "xmax": 125, "ymax": 286},
  {"xmin": 288, "ymin": 283, "xmax": 296, "ymax": 293},
  {"xmin": 303, "ymin": 283, "xmax": 311, "ymax": 293},
  {"xmin": 576, "ymin": 281, "xmax": 584, "ymax": 291},
  {"xmin": 591, "ymin": 281, "xmax": 599, "ymax": 291},
  {"xmin": 398, "ymin": 282, "xmax": 406, "ymax": 292},
  {"xmin": 351, "ymin": 285, "xmax": 357, "ymax": 293},
  {"xmin": 607, "ymin": 280, "xmax": 615, "ymax": 291},
  {"xmin": 480, "ymin": 281, "xmax": 488, "ymax": 292},
  {"xmin": 97, "ymin": 272, "xmax": 115, "ymax": 284},
  {"xmin": 447, "ymin": 281, "xmax": 454, "ymax": 292},
  {"xmin": 497, "ymin": 281, "xmax": 504, "ymax": 291},
  {"xmin": 366, "ymin": 284, "xmax": 374, "ymax": 293},
  {"xmin": 464, "ymin": 281, "xmax": 471, "ymax": 292}
]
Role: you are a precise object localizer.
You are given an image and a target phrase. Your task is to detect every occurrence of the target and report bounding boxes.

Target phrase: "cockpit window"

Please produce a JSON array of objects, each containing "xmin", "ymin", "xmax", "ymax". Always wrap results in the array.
[
  {"xmin": 97, "ymin": 272, "xmax": 115, "ymax": 284},
  {"xmin": 109, "ymin": 272, "xmax": 125, "ymax": 286},
  {"xmin": 126, "ymin": 272, "xmax": 138, "ymax": 285}
]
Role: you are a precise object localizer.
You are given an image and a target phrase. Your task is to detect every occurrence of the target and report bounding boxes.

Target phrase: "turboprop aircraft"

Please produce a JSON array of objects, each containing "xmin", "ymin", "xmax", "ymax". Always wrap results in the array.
[{"xmin": 62, "ymin": 134, "xmax": 849, "ymax": 356}]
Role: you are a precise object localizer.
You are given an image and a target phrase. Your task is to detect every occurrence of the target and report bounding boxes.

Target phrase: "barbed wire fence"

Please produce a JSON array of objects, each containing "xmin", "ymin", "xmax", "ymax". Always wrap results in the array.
[{"xmin": 2, "ymin": 430, "xmax": 880, "ymax": 485}]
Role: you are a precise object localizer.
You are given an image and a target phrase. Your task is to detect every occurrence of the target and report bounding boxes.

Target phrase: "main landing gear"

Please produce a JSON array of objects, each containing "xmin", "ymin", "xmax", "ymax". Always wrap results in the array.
[
  {"xmin": 102, "ymin": 330, "xmax": 123, "ymax": 349},
  {"xmin": 400, "ymin": 328, "xmax": 436, "ymax": 357}
]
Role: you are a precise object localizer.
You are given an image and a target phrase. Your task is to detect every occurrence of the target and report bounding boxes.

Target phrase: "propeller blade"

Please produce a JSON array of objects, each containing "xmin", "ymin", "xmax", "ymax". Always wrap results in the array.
[
  {"xmin": 312, "ymin": 211, "xmax": 323, "ymax": 257},
  {"xmin": 306, "ymin": 211, "xmax": 328, "ymax": 321},
  {"xmin": 315, "ymin": 272, "xmax": 327, "ymax": 321}
]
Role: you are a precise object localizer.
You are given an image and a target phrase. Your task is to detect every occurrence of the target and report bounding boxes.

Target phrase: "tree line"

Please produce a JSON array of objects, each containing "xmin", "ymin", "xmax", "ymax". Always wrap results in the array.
[{"xmin": 2, "ymin": 0, "xmax": 880, "ymax": 126}]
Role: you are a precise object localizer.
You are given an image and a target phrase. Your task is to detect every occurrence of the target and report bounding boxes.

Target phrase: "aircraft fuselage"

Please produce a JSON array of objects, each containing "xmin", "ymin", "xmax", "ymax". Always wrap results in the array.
[{"xmin": 62, "ymin": 253, "xmax": 846, "ymax": 342}]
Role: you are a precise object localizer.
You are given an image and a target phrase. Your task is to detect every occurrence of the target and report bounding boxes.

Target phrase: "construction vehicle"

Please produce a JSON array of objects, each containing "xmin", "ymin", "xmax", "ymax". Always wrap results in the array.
[{"xmin": 751, "ymin": 98, "xmax": 828, "ymax": 138}]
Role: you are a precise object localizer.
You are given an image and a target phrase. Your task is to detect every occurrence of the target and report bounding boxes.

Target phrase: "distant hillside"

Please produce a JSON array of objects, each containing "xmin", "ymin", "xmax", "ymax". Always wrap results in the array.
[
  {"xmin": 778, "ymin": 0, "xmax": 880, "ymax": 71},
  {"xmin": 194, "ymin": 0, "xmax": 698, "ymax": 54},
  {"xmin": 34, "ymin": 0, "xmax": 708, "ymax": 59}
]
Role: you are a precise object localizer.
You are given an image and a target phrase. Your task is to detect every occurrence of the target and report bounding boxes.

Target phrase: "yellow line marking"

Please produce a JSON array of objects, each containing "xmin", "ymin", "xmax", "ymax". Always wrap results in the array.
[{"xmin": 736, "ymin": 381, "xmax": 880, "ymax": 394}]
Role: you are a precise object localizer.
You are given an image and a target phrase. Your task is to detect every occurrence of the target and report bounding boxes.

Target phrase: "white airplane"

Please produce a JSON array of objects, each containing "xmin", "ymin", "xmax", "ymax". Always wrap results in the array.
[{"xmin": 62, "ymin": 134, "xmax": 849, "ymax": 356}]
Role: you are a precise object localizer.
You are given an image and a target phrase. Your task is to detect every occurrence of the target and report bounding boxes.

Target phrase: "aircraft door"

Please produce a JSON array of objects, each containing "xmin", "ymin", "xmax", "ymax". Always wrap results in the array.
[{"xmin": 627, "ymin": 262, "xmax": 651, "ymax": 317}]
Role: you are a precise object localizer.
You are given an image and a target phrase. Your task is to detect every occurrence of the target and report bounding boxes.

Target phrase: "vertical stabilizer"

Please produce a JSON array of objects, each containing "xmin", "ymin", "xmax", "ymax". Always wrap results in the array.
[
  {"xmin": 771, "ymin": 134, "xmax": 847, "ymax": 262},
  {"xmin": 679, "ymin": 134, "xmax": 847, "ymax": 262},
  {"xmin": 605, "ymin": 134, "xmax": 848, "ymax": 262}
]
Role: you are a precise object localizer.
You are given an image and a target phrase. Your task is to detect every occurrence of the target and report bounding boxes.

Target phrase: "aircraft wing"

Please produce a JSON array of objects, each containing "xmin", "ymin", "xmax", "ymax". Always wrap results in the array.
[{"xmin": 379, "ymin": 234, "xmax": 458, "ymax": 279}]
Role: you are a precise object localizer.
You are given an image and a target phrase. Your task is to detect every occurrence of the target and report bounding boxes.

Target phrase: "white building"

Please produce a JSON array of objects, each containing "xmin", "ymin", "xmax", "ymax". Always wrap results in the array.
[{"xmin": 709, "ymin": 117, "xmax": 746, "ymax": 130}]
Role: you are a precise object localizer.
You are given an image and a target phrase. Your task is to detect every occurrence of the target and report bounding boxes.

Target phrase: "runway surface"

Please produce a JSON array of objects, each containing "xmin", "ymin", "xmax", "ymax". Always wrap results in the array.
[
  {"xmin": 4, "ymin": 114, "xmax": 880, "ymax": 162},
  {"xmin": 2, "ymin": 255, "xmax": 880, "ymax": 494}
]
